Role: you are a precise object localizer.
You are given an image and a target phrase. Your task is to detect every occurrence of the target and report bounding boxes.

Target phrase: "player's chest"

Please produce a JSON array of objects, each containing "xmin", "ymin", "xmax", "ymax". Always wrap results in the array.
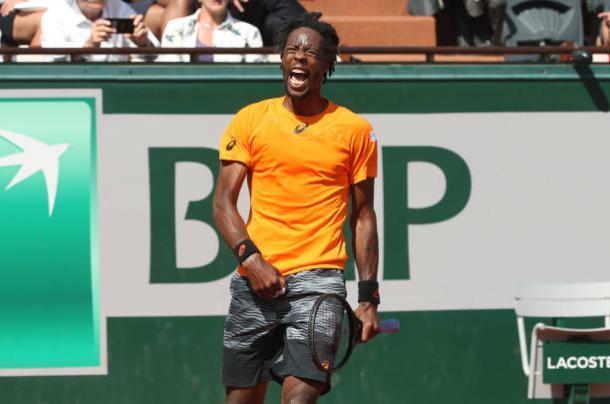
[{"xmin": 249, "ymin": 122, "xmax": 351, "ymax": 176}]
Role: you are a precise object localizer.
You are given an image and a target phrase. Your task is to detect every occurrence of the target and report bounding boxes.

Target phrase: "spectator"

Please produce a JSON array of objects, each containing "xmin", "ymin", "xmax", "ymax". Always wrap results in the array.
[
  {"xmin": 408, "ymin": 0, "xmax": 505, "ymax": 46},
  {"xmin": 159, "ymin": 0, "xmax": 264, "ymax": 62},
  {"xmin": 40, "ymin": 0, "xmax": 158, "ymax": 61},
  {"xmin": 598, "ymin": 10, "xmax": 610, "ymax": 44},
  {"xmin": 126, "ymin": 0, "xmax": 189, "ymax": 41},
  {"xmin": 457, "ymin": 0, "xmax": 500, "ymax": 46},
  {"xmin": 229, "ymin": 0, "xmax": 305, "ymax": 46},
  {"xmin": 0, "ymin": 0, "xmax": 45, "ymax": 48}
]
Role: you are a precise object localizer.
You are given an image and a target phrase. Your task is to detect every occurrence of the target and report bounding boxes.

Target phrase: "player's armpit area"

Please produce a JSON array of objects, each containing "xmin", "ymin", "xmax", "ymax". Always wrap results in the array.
[{"xmin": 216, "ymin": 160, "xmax": 248, "ymax": 202}]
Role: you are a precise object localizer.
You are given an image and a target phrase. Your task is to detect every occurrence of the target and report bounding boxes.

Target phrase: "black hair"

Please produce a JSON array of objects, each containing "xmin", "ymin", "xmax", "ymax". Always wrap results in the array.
[{"xmin": 274, "ymin": 12, "xmax": 340, "ymax": 81}]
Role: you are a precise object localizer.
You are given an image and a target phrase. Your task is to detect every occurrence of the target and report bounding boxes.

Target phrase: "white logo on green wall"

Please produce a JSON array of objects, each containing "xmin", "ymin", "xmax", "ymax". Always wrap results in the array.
[
  {"xmin": 547, "ymin": 356, "xmax": 610, "ymax": 370},
  {"xmin": 544, "ymin": 341, "xmax": 610, "ymax": 384},
  {"xmin": 0, "ymin": 129, "xmax": 69, "ymax": 216},
  {"xmin": 0, "ymin": 95, "xmax": 102, "ymax": 376}
]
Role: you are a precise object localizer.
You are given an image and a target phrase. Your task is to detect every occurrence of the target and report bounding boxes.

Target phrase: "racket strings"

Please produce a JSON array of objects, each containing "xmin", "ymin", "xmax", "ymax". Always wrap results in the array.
[{"xmin": 312, "ymin": 296, "xmax": 351, "ymax": 371}]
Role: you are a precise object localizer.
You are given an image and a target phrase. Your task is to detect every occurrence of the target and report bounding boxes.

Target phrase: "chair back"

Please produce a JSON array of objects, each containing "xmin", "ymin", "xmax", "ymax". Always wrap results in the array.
[{"xmin": 503, "ymin": 0, "xmax": 584, "ymax": 48}]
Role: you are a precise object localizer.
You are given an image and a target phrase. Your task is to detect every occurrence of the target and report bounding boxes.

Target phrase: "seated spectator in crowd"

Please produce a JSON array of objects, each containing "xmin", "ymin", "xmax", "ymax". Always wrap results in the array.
[
  {"xmin": 229, "ymin": 0, "xmax": 304, "ymax": 46},
  {"xmin": 40, "ymin": 0, "xmax": 159, "ymax": 61},
  {"xmin": 153, "ymin": 0, "xmax": 304, "ymax": 48},
  {"xmin": 599, "ymin": 10, "xmax": 610, "ymax": 45},
  {"xmin": 458, "ymin": 0, "xmax": 506, "ymax": 47},
  {"xmin": 159, "ymin": 0, "xmax": 264, "ymax": 62},
  {"xmin": 408, "ymin": 0, "xmax": 505, "ymax": 46},
  {"xmin": 0, "ymin": 0, "xmax": 45, "ymax": 47},
  {"xmin": 124, "ymin": 0, "xmax": 190, "ymax": 42}
]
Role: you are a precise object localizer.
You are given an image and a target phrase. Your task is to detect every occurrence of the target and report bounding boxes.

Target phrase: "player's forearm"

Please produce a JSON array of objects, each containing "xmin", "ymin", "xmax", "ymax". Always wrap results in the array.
[{"xmin": 351, "ymin": 208, "xmax": 379, "ymax": 281}]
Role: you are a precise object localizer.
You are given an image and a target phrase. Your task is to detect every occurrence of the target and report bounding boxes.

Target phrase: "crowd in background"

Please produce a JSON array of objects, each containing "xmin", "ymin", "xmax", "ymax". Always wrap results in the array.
[
  {"xmin": 410, "ymin": 0, "xmax": 610, "ymax": 47},
  {"xmin": 0, "ymin": 0, "xmax": 305, "ymax": 61},
  {"xmin": 1, "ymin": 0, "xmax": 610, "ymax": 62}
]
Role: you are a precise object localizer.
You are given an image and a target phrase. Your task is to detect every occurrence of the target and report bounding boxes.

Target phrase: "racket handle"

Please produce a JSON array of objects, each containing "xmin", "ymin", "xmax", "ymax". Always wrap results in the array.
[{"xmin": 380, "ymin": 319, "xmax": 400, "ymax": 333}]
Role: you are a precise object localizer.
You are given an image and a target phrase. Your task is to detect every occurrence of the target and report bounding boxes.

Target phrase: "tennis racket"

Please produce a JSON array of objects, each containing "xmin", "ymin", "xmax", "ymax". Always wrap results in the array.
[{"xmin": 307, "ymin": 293, "xmax": 400, "ymax": 374}]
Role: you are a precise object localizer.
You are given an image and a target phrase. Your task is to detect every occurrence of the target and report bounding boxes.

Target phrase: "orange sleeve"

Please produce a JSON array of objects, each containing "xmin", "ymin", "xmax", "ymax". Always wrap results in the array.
[
  {"xmin": 349, "ymin": 120, "xmax": 378, "ymax": 184},
  {"xmin": 219, "ymin": 107, "xmax": 252, "ymax": 168}
]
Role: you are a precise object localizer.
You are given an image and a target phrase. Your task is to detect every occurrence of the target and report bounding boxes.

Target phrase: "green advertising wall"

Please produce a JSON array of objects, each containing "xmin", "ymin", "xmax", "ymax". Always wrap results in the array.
[{"xmin": 1, "ymin": 63, "xmax": 610, "ymax": 404}]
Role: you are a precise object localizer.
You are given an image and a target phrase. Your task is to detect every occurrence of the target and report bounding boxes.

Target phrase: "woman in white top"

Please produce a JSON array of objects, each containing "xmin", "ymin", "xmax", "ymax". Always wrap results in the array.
[{"xmin": 159, "ymin": 0, "xmax": 264, "ymax": 63}]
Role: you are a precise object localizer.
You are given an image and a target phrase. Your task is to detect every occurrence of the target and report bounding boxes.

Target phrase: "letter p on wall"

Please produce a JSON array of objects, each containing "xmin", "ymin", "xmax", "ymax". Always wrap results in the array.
[{"xmin": 382, "ymin": 146, "xmax": 471, "ymax": 280}]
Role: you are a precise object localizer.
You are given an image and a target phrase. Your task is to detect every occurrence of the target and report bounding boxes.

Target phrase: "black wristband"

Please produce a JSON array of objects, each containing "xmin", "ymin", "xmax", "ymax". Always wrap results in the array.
[
  {"xmin": 358, "ymin": 280, "xmax": 380, "ymax": 305},
  {"xmin": 233, "ymin": 239, "xmax": 260, "ymax": 265}
]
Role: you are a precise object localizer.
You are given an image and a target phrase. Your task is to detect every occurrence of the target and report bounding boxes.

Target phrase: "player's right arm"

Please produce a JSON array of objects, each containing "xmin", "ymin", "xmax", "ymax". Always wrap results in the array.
[{"xmin": 213, "ymin": 160, "xmax": 286, "ymax": 299}]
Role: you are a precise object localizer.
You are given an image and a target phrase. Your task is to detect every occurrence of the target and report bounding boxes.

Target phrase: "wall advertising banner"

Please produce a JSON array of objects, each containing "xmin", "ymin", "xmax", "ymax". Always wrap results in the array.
[
  {"xmin": 100, "ymin": 112, "xmax": 610, "ymax": 318},
  {"xmin": 0, "ymin": 91, "xmax": 105, "ymax": 376},
  {"xmin": 2, "ymin": 93, "xmax": 610, "ymax": 386}
]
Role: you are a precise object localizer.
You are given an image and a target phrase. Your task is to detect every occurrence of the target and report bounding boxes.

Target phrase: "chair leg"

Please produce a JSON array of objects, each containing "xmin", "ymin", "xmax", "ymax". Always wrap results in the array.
[{"xmin": 568, "ymin": 384, "xmax": 590, "ymax": 404}]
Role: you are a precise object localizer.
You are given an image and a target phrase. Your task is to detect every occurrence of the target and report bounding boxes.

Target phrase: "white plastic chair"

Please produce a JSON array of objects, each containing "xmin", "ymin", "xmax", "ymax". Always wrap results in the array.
[{"xmin": 513, "ymin": 282, "xmax": 610, "ymax": 399}]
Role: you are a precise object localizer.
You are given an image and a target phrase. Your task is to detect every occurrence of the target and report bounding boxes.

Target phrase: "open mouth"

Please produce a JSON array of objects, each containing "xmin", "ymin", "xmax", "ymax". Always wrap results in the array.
[{"xmin": 288, "ymin": 68, "xmax": 309, "ymax": 91}]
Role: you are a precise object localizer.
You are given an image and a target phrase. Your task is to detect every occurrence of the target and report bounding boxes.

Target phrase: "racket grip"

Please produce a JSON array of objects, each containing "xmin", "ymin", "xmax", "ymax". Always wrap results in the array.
[{"xmin": 380, "ymin": 319, "xmax": 400, "ymax": 333}]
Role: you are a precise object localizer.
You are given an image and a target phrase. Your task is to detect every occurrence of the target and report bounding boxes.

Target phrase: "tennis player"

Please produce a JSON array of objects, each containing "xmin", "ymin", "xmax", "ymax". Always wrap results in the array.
[{"xmin": 213, "ymin": 12, "xmax": 381, "ymax": 404}]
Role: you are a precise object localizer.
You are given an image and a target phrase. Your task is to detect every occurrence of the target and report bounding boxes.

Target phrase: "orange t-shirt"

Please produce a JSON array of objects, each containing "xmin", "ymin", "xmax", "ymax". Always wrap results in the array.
[{"xmin": 219, "ymin": 97, "xmax": 377, "ymax": 276}]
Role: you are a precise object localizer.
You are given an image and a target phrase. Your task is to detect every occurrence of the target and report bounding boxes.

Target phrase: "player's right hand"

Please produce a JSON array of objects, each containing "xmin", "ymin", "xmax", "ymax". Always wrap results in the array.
[
  {"xmin": 86, "ymin": 19, "xmax": 115, "ymax": 47},
  {"xmin": 242, "ymin": 254, "xmax": 286, "ymax": 299}
]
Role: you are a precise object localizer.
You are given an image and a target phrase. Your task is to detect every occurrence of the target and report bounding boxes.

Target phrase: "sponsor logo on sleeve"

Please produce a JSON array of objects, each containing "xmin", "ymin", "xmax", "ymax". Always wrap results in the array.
[{"xmin": 226, "ymin": 137, "xmax": 236, "ymax": 151}]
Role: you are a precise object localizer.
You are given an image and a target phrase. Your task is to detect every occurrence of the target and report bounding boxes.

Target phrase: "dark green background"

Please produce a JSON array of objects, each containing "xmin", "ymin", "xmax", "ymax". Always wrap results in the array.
[
  {"xmin": 0, "ymin": 312, "xmax": 526, "ymax": 404},
  {"xmin": 2, "ymin": 63, "xmax": 610, "ymax": 403},
  {"xmin": 3, "ymin": 63, "xmax": 610, "ymax": 114}
]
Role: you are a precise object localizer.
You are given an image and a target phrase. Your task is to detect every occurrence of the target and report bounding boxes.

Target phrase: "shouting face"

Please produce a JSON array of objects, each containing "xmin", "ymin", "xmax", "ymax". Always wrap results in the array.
[{"xmin": 281, "ymin": 27, "xmax": 330, "ymax": 100}]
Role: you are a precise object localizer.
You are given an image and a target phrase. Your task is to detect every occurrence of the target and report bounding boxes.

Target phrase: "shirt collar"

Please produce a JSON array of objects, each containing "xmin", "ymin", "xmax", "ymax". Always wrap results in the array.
[{"xmin": 218, "ymin": 12, "xmax": 236, "ymax": 29}]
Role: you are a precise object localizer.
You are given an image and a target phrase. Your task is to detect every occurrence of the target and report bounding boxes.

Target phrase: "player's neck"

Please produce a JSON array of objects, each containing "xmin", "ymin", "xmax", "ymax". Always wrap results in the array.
[{"xmin": 283, "ymin": 95, "xmax": 328, "ymax": 117}]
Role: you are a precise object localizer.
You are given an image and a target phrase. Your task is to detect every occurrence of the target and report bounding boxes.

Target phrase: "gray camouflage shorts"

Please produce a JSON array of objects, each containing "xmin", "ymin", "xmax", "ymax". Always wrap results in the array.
[{"xmin": 222, "ymin": 268, "xmax": 346, "ymax": 390}]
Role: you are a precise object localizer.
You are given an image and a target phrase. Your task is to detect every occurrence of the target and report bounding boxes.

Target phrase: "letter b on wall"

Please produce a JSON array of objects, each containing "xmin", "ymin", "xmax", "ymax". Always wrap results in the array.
[{"xmin": 149, "ymin": 148, "xmax": 233, "ymax": 283}]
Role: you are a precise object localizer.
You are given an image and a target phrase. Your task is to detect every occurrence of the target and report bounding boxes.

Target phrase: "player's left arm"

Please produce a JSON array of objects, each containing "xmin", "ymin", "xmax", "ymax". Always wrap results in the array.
[{"xmin": 350, "ymin": 177, "xmax": 381, "ymax": 343}]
